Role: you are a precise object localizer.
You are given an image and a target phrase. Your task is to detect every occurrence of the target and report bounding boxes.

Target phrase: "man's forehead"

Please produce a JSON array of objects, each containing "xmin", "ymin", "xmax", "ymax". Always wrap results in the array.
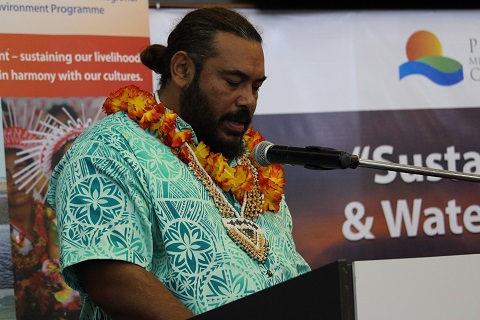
[
  {"xmin": 210, "ymin": 32, "xmax": 265, "ymax": 76},
  {"xmin": 213, "ymin": 31, "xmax": 263, "ymax": 54}
]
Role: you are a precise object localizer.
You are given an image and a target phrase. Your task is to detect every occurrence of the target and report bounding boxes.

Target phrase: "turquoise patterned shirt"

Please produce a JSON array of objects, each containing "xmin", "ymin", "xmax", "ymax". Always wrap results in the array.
[{"xmin": 47, "ymin": 112, "xmax": 310, "ymax": 318}]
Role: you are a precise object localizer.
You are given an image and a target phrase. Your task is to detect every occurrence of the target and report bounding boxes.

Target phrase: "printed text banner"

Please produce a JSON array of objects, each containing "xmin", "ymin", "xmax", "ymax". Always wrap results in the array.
[{"xmin": 0, "ymin": 34, "xmax": 151, "ymax": 97}]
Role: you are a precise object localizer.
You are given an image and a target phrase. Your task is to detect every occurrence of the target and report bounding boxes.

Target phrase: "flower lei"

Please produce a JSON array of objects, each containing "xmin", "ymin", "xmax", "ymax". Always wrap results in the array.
[{"xmin": 103, "ymin": 85, "xmax": 285, "ymax": 212}]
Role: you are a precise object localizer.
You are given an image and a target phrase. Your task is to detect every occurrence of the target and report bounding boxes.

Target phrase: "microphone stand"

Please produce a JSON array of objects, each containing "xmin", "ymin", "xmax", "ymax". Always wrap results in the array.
[
  {"xmin": 356, "ymin": 157, "xmax": 480, "ymax": 183},
  {"xmin": 301, "ymin": 146, "xmax": 480, "ymax": 183}
]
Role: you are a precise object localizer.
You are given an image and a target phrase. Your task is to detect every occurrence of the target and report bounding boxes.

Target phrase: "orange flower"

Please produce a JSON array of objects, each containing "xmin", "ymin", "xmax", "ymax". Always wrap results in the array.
[
  {"xmin": 139, "ymin": 108, "xmax": 158, "ymax": 128},
  {"xmin": 157, "ymin": 111, "xmax": 177, "ymax": 136},
  {"xmin": 165, "ymin": 129, "xmax": 192, "ymax": 148},
  {"xmin": 258, "ymin": 164, "xmax": 285, "ymax": 212},
  {"xmin": 129, "ymin": 86, "xmax": 156, "ymax": 111},
  {"xmin": 177, "ymin": 145, "xmax": 190, "ymax": 162},
  {"xmin": 103, "ymin": 85, "xmax": 133, "ymax": 114},
  {"xmin": 244, "ymin": 127, "xmax": 264, "ymax": 154},
  {"xmin": 148, "ymin": 104, "xmax": 167, "ymax": 131}
]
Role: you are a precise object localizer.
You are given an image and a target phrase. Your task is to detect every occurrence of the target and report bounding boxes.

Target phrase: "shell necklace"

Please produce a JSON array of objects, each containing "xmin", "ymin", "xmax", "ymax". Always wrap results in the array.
[{"xmin": 185, "ymin": 143, "xmax": 269, "ymax": 263}]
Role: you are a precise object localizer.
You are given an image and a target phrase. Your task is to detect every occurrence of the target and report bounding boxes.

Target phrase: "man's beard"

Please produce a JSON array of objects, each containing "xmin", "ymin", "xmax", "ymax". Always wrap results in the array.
[{"xmin": 179, "ymin": 76, "xmax": 252, "ymax": 159}]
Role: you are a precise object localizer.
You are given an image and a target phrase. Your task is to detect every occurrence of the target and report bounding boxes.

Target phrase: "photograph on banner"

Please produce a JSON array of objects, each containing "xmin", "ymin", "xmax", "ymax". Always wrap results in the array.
[
  {"xmin": 1, "ymin": 1, "xmax": 151, "ymax": 316},
  {"xmin": 0, "ymin": 95, "xmax": 15, "ymax": 319},
  {"xmin": 2, "ymin": 96, "xmax": 105, "ymax": 319},
  {"xmin": 0, "ymin": 171, "xmax": 15, "ymax": 320}
]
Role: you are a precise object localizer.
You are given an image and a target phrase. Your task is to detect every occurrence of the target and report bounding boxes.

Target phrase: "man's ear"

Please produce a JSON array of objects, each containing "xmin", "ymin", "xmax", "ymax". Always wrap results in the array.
[{"xmin": 170, "ymin": 51, "xmax": 195, "ymax": 89}]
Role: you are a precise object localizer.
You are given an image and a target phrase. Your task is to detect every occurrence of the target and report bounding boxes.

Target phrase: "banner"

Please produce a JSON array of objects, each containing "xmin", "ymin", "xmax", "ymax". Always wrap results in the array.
[
  {"xmin": 149, "ymin": 9, "xmax": 480, "ymax": 269},
  {"xmin": 0, "ymin": 1, "xmax": 151, "ymax": 318}
]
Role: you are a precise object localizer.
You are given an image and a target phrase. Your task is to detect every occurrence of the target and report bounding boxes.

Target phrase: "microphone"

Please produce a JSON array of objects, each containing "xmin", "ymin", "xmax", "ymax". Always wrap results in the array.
[{"xmin": 252, "ymin": 141, "xmax": 359, "ymax": 170}]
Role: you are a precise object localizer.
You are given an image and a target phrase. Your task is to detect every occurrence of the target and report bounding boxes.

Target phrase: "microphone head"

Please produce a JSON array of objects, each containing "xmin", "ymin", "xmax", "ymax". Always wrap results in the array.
[{"xmin": 253, "ymin": 141, "xmax": 273, "ymax": 166}]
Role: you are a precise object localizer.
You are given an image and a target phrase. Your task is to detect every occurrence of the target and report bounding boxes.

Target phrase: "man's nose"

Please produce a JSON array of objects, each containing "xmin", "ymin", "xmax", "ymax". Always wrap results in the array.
[{"xmin": 236, "ymin": 87, "xmax": 257, "ymax": 113}]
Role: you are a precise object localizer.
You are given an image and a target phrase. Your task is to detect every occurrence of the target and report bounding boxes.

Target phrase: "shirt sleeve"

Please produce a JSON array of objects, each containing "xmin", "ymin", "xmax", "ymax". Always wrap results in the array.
[{"xmin": 47, "ymin": 128, "xmax": 154, "ymax": 292}]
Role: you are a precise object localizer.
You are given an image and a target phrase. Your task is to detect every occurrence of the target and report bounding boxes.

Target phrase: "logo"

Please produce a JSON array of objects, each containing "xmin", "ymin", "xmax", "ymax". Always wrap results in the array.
[{"xmin": 399, "ymin": 30, "xmax": 463, "ymax": 86}]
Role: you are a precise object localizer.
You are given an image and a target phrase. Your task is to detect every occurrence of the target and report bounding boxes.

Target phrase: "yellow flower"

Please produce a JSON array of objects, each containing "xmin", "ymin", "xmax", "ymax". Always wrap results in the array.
[
  {"xmin": 139, "ymin": 108, "xmax": 160, "ymax": 128},
  {"xmin": 226, "ymin": 165, "xmax": 253, "ymax": 200},
  {"xmin": 193, "ymin": 142, "xmax": 210, "ymax": 167},
  {"xmin": 207, "ymin": 153, "xmax": 226, "ymax": 179},
  {"xmin": 216, "ymin": 165, "xmax": 235, "ymax": 189}
]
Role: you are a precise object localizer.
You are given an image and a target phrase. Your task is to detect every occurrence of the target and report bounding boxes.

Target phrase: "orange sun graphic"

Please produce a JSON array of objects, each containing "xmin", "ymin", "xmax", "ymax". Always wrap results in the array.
[{"xmin": 406, "ymin": 30, "xmax": 443, "ymax": 61}]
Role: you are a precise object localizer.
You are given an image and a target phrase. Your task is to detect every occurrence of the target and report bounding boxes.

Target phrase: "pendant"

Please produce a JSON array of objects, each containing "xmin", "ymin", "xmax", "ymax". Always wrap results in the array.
[{"xmin": 222, "ymin": 217, "xmax": 269, "ymax": 264}]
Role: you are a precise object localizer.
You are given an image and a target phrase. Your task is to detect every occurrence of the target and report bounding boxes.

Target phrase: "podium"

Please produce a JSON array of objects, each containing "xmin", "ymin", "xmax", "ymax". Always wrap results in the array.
[
  {"xmin": 193, "ymin": 260, "xmax": 355, "ymax": 319},
  {"xmin": 192, "ymin": 254, "xmax": 480, "ymax": 319}
]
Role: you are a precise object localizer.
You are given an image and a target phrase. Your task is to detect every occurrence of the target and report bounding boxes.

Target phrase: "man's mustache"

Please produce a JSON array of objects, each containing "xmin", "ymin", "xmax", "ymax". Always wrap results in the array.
[{"xmin": 220, "ymin": 107, "xmax": 252, "ymax": 125}]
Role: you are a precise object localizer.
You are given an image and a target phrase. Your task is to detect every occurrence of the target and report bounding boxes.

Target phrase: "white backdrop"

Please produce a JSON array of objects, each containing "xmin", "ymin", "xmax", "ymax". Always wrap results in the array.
[{"xmin": 149, "ymin": 9, "xmax": 480, "ymax": 114}]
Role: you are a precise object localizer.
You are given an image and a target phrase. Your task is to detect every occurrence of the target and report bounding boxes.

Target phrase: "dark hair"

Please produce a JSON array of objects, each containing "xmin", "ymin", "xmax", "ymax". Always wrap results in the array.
[
  {"xmin": 5, "ymin": 147, "xmax": 33, "ymax": 166},
  {"xmin": 47, "ymin": 103, "xmax": 78, "ymax": 120},
  {"xmin": 51, "ymin": 137, "xmax": 75, "ymax": 172},
  {"xmin": 1, "ymin": 99, "xmax": 10, "ymax": 128},
  {"xmin": 141, "ymin": 7, "xmax": 262, "ymax": 87}
]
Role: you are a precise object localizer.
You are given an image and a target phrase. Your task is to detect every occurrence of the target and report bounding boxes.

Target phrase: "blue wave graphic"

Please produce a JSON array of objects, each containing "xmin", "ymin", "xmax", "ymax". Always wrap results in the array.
[{"xmin": 399, "ymin": 61, "xmax": 463, "ymax": 86}]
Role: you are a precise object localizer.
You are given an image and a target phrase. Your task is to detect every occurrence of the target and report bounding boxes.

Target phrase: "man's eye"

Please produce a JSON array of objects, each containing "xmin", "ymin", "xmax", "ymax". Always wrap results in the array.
[{"xmin": 226, "ymin": 80, "xmax": 240, "ymax": 87}]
